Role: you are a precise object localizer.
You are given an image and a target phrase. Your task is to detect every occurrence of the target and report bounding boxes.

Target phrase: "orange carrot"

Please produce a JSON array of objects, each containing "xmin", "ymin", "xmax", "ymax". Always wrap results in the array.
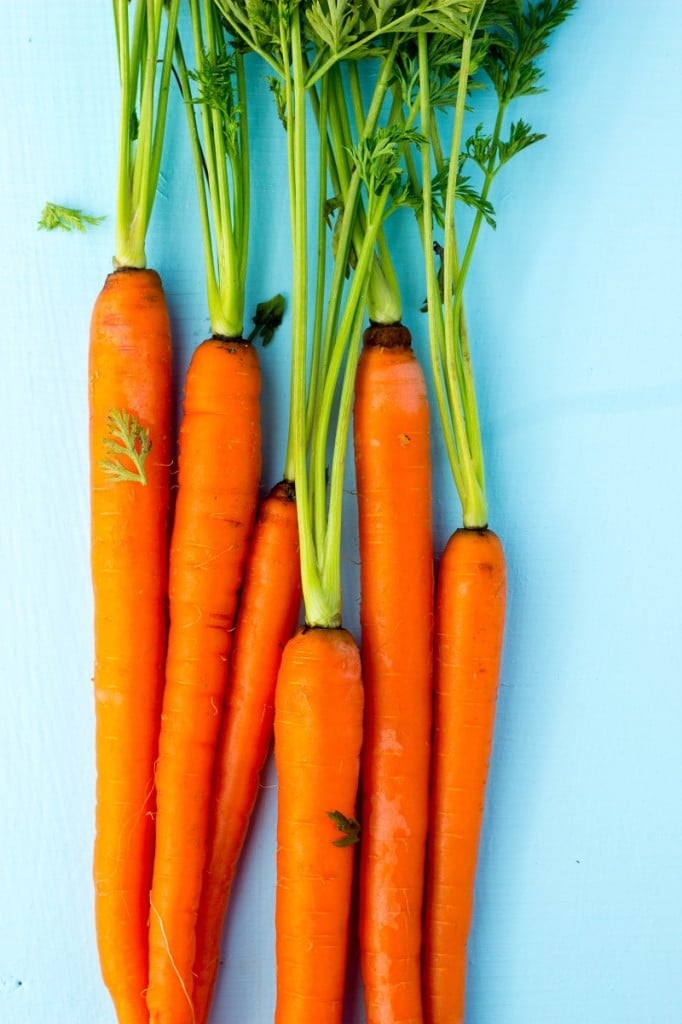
[
  {"xmin": 89, "ymin": 267, "xmax": 171, "ymax": 1024},
  {"xmin": 423, "ymin": 528, "xmax": 506, "ymax": 1024},
  {"xmin": 274, "ymin": 626, "xmax": 364, "ymax": 1024},
  {"xmin": 409, "ymin": 9, "xmax": 577, "ymax": 1016},
  {"xmin": 191, "ymin": 480, "xmax": 302, "ymax": 1024},
  {"xmin": 353, "ymin": 324, "xmax": 434, "ymax": 1024},
  {"xmin": 146, "ymin": 336, "xmax": 261, "ymax": 1024}
]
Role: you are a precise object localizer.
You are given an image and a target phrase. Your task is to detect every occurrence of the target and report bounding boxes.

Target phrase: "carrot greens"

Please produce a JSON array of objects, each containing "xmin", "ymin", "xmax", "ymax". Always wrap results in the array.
[
  {"xmin": 172, "ymin": 0, "xmax": 252, "ymax": 337},
  {"xmin": 38, "ymin": 202, "xmax": 105, "ymax": 232},
  {"xmin": 214, "ymin": 0, "xmax": 449, "ymax": 628},
  {"xmin": 403, "ymin": 0, "xmax": 577, "ymax": 526},
  {"xmin": 112, "ymin": 0, "xmax": 181, "ymax": 269}
]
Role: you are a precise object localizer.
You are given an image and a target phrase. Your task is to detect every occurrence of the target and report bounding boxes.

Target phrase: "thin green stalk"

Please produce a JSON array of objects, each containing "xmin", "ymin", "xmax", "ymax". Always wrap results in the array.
[
  {"xmin": 204, "ymin": 0, "xmax": 239, "ymax": 330},
  {"xmin": 184, "ymin": 0, "xmax": 247, "ymax": 336},
  {"xmin": 129, "ymin": 0, "xmax": 159, "ymax": 260},
  {"xmin": 441, "ymin": 29, "xmax": 487, "ymax": 526},
  {"xmin": 174, "ymin": 37, "xmax": 221, "ymax": 319},
  {"xmin": 418, "ymin": 32, "xmax": 465, "ymax": 500},
  {"xmin": 282, "ymin": 19, "xmax": 300, "ymax": 484},
  {"xmin": 114, "ymin": 0, "xmax": 132, "ymax": 265},
  {"xmin": 447, "ymin": 103, "xmax": 507, "ymax": 507},
  {"xmin": 335, "ymin": 60, "xmax": 401, "ymax": 324},
  {"xmin": 320, "ymin": 301, "xmax": 366, "ymax": 614},
  {"xmin": 148, "ymin": 0, "xmax": 181, "ymax": 229},
  {"xmin": 308, "ymin": 56, "xmax": 399, "ymax": 559},
  {"xmin": 317, "ymin": 43, "xmax": 400, "ymax": 365},
  {"xmin": 189, "ymin": 0, "xmax": 221, "ymax": 244},
  {"xmin": 306, "ymin": 74, "xmax": 330, "ymax": 447},
  {"xmin": 453, "ymin": 101, "xmax": 506, "ymax": 315},
  {"xmin": 289, "ymin": 10, "xmax": 331, "ymax": 625},
  {"xmin": 113, "ymin": 0, "xmax": 179, "ymax": 269},
  {"xmin": 320, "ymin": 188, "xmax": 392, "ymax": 609},
  {"xmin": 235, "ymin": 52, "xmax": 250, "ymax": 297}
]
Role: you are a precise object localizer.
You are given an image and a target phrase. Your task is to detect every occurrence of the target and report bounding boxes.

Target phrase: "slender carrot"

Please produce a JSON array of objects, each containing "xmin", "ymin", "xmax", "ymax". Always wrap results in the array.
[
  {"xmin": 146, "ymin": 336, "xmax": 261, "ymax": 1024},
  {"xmin": 354, "ymin": 324, "xmax": 434, "ymax": 1024},
  {"xmin": 191, "ymin": 480, "xmax": 302, "ymax": 1024},
  {"xmin": 90, "ymin": 4, "xmax": 178, "ymax": 1021},
  {"xmin": 423, "ymin": 528, "xmax": 506, "ymax": 1024},
  {"xmin": 407, "ymin": 7, "xmax": 575, "ymax": 1020},
  {"xmin": 90, "ymin": 268, "xmax": 171, "ymax": 1024},
  {"xmin": 145, "ymin": 10, "xmax": 267, "ymax": 1018},
  {"xmin": 316, "ymin": 45, "xmax": 435, "ymax": 1021},
  {"xmin": 274, "ymin": 626, "xmax": 364, "ymax": 1024}
]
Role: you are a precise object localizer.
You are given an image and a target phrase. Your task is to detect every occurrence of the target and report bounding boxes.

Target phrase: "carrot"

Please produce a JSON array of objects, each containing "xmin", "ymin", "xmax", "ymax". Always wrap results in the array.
[
  {"xmin": 353, "ymin": 323, "xmax": 434, "ymax": 1024},
  {"xmin": 274, "ymin": 626, "xmax": 364, "ymax": 1024},
  {"xmin": 146, "ymin": 16, "xmax": 291, "ymax": 1020},
  {"xmin": 423, "ymin": 528, "xmax": 506, "ymax": 1024},
  {"xmin": 191, "ymin": 480, "xmax": 301, "ymax": 1024},
  {"xmin": 89, "ymin": 4, "xmax": 179, "ymax": 1021},
  {"xmin": 90, "ymin": 267, "xmax": 171, "ymax": 1024},
  {"xmin": 146, "ymin": 335, "xmax": 261, "ymax": 1024},
  {"xmin": 405, "ymin": 8, "xmax": 574, "ymax": 1020}
]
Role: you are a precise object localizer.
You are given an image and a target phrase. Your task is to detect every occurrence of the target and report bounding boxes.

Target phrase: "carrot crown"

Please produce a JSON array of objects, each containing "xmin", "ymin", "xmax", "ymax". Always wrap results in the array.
[{"xmin": 112, "ymin": 0, "xmax": 181, "ymax": 269}]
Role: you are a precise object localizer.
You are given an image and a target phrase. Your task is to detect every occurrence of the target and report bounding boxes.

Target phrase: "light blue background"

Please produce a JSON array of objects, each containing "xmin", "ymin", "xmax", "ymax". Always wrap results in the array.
[{"xmin": 2, "ymin": 3, "xmax": 681, "ymax": 1022}]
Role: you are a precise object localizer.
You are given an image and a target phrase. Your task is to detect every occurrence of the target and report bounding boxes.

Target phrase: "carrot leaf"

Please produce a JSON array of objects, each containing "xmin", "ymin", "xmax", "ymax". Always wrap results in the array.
[
  {"xmin": 100, "ymin": 409, "xmax": 151, "ymax": 486},
  {"xmin": 326, "ymin": 810, "xmax": 361, "ymax": 848},
  {"xmin": 247, "ymin": 294, "xmax": 286, "ymax": 346},
  {"xmin": 38, "ymin": 202, "xmax": 105, "ymax": 233}
]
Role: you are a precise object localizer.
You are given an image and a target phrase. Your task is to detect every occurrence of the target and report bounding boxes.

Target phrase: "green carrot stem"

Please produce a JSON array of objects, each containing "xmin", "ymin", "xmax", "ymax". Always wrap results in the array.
[
  {"xmin": 306, "ymin": 72, "xmax": 330, "ymax": 446},
  {"xmin": 282, "ymin": 17, "xmax": 300, "ymax": 485},
  {"xmin": 113, "ymin": 0, "xmax": 180, "ymax": 269},
  {"xmin": 173, "ymin": 37, "xmax": 221, "ymax": 319},
  {"xmin": 418, "ymin": 32, "xmax": 465, "ymax": 500},
  {"xmin": 440, "ymin": 29, "xmax": 487, "ymax": 527},
  {"xmin": 289, "ymin": 10, "xmax": 332, "ymax": 625},
  {"xmin": 320, "ymin": 189, "xmax": 392, "ymax": 606}
]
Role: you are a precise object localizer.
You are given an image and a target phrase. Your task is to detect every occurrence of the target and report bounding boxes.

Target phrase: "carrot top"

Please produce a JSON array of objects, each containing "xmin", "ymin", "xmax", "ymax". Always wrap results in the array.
[
  {"xmin": 174, "ymin": 4, "xmax": 244, "ymax": 338},
  {"xmin": 215, "ymin": 0, "xmax": 457, "ymax": 627},
  {"xmin": 112, "ymin": 0, "xmax": 181, "ymax": 269},
  {"xmin": 402, "ymin": 0, "xmax": 576, "ymax": 526}
]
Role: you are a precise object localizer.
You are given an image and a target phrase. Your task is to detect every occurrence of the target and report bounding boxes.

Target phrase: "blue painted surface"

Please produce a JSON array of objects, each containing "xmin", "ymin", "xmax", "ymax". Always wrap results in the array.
[{"xmin": 1, "ymin": 3, "xmax": 682, "ymax": 1023}]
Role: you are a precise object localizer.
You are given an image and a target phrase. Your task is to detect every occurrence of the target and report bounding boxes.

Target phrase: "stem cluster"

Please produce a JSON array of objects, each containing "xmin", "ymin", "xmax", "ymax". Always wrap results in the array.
[{"xmin": 113, "ymin": 0, "xmax": 181, "ymax": 269}]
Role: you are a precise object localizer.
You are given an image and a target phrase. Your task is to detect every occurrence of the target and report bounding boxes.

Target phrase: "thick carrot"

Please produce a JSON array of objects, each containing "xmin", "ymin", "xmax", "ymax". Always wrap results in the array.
[
  {"xmin": 89, "ymin": 267, "xmax": 171, "ymax": 1024},
  {"xmin": 191, "ymin": 479, "xmax": 302, "ymax": 1024},
  {"xmin": 274, "ymin": 626, "xmax": 364, "ymax": 1024},
  {"xmin": 353, "ymin": 323, "xmax": 434, "ymax": 1024},
  {"xmin": 146, "ymin": 336, "xmax": 261, "ymax": 1024},
  {"xmin": 423, "ymin": 528, "xmax": 506, "ymax": 1024}
]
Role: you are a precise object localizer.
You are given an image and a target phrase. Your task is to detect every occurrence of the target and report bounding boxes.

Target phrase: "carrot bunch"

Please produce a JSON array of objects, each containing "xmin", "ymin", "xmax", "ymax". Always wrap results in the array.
[{"xmin": 83, "ymin": 2, "xmax": 577, "ymax": 1023}]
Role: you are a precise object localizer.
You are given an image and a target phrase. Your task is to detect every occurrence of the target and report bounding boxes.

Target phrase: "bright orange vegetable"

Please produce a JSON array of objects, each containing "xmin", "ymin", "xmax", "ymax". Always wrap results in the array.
[
  {"xmin": 274, "ymin": 626, "xmax": 364, "ymax": 1024},
  {"xmin": 89, "ymin": 267, "xmax": 171, "ymax": 1024},
  {"xmin": 192, "ymin": 480, "xmax": 302, "ymax": 1024},
  {"xmin": 423, "ymin": 528, "xmax": 506, "ymax": 1024},
  {"xmin": 146, "ymin": 337, "xmax": 261, "ymax": 1024},
  {"xmin": 353, "ymin": 324, "xmax": 434, "ymax": 1024}
]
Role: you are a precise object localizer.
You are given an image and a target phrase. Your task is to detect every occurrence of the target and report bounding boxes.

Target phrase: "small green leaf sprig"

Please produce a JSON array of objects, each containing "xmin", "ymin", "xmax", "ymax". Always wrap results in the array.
[
  {"xmin": 246, "ymin": 294, "xmax": 286, "ymax": 346},
  {"xmin": 38, "ymin": 202, "xmax": 105, "ymax": 233},
  {"xmin": 326, "ymin": 809, "xmax": 361, "ymax": 847},
  {"xmin": 100, "ymin": 409, "xmax": 151, "ymax": 485}
]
